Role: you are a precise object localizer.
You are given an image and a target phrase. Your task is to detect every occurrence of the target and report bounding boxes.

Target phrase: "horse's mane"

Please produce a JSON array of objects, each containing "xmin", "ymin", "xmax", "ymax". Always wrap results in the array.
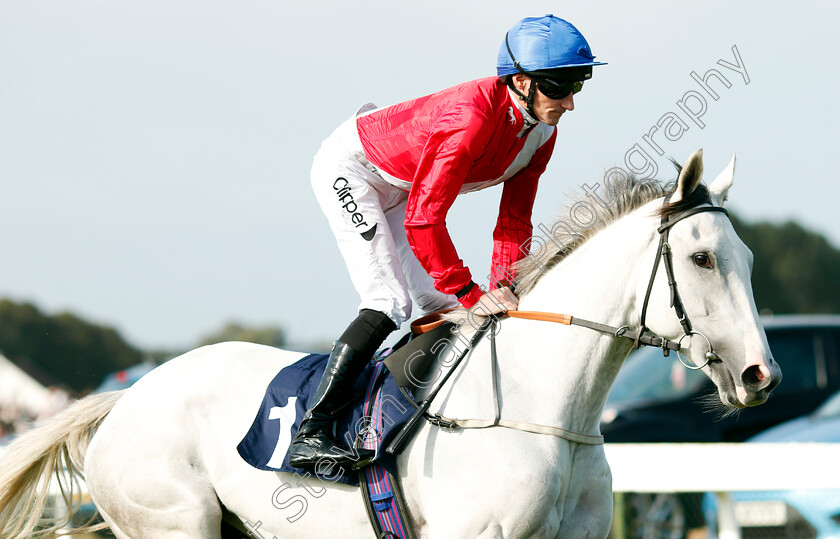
[
  {"xmin": 443, "ymin": 163, "xmax": 713, "ymax": 329},
  {"xmin": 513, "ymin": 163, "xmax": 712, "ymax": 295}
]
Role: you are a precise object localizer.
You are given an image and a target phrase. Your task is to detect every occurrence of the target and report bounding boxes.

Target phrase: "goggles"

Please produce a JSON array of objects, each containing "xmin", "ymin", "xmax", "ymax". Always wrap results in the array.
[{"xmin": 533, "ymin": 78, "xmax": 583, "ymax": 100}]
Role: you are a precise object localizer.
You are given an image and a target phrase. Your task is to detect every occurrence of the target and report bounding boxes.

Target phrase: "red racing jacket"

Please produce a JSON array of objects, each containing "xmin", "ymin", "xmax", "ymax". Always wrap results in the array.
[{"xmin": 356, "ymin": 77, "xmax": 557, "ymax": 308}]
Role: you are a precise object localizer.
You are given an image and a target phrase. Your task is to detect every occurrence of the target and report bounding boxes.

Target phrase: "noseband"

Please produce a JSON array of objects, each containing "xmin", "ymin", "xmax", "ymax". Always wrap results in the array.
[{"xmin": 636, "ymin": 198, "xmax": 729, "ymax": 369}]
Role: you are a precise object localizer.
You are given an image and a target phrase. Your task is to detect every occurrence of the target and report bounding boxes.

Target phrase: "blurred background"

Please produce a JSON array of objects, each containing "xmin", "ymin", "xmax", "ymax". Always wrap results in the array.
[{"xmin": 1, "ymin": 1, "xmax": 838, "ymax": 537}]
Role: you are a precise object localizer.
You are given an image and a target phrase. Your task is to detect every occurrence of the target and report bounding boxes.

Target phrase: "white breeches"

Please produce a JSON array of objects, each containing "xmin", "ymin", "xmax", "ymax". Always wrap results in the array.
[{"xmin": 310, "ymin": 115, "xmax": 458, "ymax": 327}]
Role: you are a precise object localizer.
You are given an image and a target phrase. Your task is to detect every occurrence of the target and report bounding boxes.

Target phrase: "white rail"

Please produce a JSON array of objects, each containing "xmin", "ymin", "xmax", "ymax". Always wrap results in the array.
[
  {"xmin": 606, "ymin": 442, "xmax": 840, "ymax": 539},
  {"xmin": 606, "ymin": 442, "xmax": 840, "ymax": 492}
]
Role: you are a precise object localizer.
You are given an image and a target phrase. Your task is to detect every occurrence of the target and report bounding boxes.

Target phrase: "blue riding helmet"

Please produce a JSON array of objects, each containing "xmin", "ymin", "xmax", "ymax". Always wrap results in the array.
[{"xmin": 497, "ymin": 15, "xmax": 606, "ymax": 78}]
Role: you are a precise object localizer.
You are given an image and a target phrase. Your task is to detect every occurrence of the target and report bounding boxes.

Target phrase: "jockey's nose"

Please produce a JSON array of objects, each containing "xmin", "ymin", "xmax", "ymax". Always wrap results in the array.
[{"xmin": 559, "ymin": 93, "xmax": 575, "ymax": 111}]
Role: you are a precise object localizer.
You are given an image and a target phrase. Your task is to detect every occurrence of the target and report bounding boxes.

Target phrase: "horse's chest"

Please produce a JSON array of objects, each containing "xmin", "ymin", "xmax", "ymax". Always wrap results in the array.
[{"xmin": 404, "ymin": 433, "xmax": 610, "ymax": 537}]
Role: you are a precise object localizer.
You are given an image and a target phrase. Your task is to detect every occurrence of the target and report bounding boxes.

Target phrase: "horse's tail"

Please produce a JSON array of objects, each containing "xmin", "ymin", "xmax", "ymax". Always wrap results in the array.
[{"xmin": 0, "ymin": 390, "xmax": 124, "ymax": 539}]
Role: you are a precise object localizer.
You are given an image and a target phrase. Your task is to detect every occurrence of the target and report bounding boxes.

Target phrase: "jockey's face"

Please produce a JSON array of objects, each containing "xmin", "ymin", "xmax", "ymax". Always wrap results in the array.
[{"xmin": 512, "ymin": 74, "xmax": 575, "ymax": 126}]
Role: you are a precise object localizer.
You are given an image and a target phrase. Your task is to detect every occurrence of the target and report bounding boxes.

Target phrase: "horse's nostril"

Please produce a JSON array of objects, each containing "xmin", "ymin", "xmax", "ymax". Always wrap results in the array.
[{"xmin": 741, "ymin": 364, "xmax": 770, "ymax": 390}]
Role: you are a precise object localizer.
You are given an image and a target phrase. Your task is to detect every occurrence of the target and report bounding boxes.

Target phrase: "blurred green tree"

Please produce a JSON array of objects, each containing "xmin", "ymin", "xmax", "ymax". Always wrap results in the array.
[
  {"xmin": 0, "ymin": 299, "xmax": 142, "ymax": 393},
  {"xmin": 731, "ymin": 214, "xmax": 840, "ymax": 314},
  {"xmin": 198, "ymin": 322, "xmax": 286, "ymax": 348}
]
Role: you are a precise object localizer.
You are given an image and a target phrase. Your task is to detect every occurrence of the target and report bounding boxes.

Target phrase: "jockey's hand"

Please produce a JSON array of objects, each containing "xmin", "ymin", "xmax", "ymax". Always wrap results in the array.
[{"xmin": 470, "ymin": 287, "xmax": 518, "ymax": 316}]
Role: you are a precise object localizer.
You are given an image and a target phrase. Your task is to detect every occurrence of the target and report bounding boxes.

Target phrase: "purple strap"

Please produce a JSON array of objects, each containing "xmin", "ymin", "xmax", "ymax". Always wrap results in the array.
[{"xmin": 362, "ymin": 362, "xmax": 410, "ymax": 538}]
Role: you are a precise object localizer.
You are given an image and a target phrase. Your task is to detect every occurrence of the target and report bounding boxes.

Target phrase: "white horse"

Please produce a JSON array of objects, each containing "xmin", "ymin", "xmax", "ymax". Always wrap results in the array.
[{"xmin": 0, "ymin": 150, "xmax": 780, "ymax": 538}]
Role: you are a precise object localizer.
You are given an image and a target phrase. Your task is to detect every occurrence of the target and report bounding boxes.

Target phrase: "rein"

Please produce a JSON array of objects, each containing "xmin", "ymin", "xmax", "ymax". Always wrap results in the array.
[
  {"xmin": 505, "ymin": 310, "xmax": 681, "ymax": 352},
  {"xmin": 425, "ymin": 201, "xmax": 731, "ymax": 445}
]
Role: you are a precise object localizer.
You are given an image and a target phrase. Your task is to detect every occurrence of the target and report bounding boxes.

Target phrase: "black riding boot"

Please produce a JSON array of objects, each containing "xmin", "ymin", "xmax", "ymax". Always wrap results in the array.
[
  {"xmin": 288, "ymin": 309, "xmax": 396, "ymax": 470},
  {"xmin": 287, "ymin": 341, "xmax": 374, "ymax": 469}
]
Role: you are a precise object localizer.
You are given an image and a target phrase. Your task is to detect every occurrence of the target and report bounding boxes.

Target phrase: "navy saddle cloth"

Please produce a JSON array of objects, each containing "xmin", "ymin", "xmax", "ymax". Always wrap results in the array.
[{"xmin": 236, "ymin": 349, "xmax": 416, "ymax": 487}]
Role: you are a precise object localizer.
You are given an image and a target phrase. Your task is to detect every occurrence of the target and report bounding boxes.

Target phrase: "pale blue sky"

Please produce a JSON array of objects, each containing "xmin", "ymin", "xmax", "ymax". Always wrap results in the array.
[{"xmin": 1, "ymin": 0, "xmax": 837, "ymax": 350}]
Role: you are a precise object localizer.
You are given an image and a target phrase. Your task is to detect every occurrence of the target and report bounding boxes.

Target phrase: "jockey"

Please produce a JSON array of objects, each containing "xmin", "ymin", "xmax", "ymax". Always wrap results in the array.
[{"xmin": 289, "ymin": 15, "xmax": 606, "ymax": 469}]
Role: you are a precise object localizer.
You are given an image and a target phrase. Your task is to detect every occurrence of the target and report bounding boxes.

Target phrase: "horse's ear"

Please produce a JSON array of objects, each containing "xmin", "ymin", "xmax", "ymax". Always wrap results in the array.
[
  {"xmin": 671, "ymin": 149, "xmax": 704, "ymax": 204},
  {"xmin": 708, "ymin": 154, "xmax": 736, "ymax": 207}
]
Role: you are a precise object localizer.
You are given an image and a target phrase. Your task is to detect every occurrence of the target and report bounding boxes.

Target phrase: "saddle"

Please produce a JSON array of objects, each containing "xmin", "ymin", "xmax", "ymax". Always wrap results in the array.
[
  {"xmin": 382, "ymin": 318, "xmax": 457, "ymax": 394},
  {"xmin": 237, "ymin": 314, "xmax": 460, "ymax": 538}
]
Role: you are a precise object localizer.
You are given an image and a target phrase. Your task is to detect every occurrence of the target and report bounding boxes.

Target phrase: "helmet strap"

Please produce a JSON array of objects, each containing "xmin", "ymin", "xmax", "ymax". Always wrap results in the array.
[
  {"xmin": 506, "ymin": 75, "xmax": 539, "ymax": 121},
  {"xmin": 505, "ymin": 31, "xmax": 539, "ymax": 120},
  {"xmin": 524, "ymin": 81, "xmax": 537, "ymax": 119}
]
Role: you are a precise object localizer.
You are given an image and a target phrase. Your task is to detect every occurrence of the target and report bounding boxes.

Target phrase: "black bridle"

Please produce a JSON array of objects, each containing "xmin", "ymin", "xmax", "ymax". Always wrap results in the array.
[
  {"xmin": 635, "ymin": 197, "xmax": 730, "ymax": 368},
  {"xmin": 502, "ymin": 196, "xmax": 732, "ymax": 369}
]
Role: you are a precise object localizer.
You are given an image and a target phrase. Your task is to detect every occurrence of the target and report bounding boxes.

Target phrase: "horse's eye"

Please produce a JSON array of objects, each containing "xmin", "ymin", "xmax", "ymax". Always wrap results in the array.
[{"xmin": 693, "ymin": 253, "xmax": 712, "ymax": 268}]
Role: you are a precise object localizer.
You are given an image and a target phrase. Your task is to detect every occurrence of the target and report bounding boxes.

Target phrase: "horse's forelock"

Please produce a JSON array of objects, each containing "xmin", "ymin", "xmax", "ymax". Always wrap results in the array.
[{"xmin": 656, "ymin": 182, "xmax": 713, "ymax": 220}]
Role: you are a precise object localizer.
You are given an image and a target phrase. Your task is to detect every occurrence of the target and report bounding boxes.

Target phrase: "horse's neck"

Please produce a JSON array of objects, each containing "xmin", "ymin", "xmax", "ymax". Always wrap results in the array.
[
  {"xmin": 434, "ymin": 206, "xmax": 659, "ymax": 437},
  {"xmin": 522, "ymin": 203, "xmax": 659, "ymax": 331}
]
